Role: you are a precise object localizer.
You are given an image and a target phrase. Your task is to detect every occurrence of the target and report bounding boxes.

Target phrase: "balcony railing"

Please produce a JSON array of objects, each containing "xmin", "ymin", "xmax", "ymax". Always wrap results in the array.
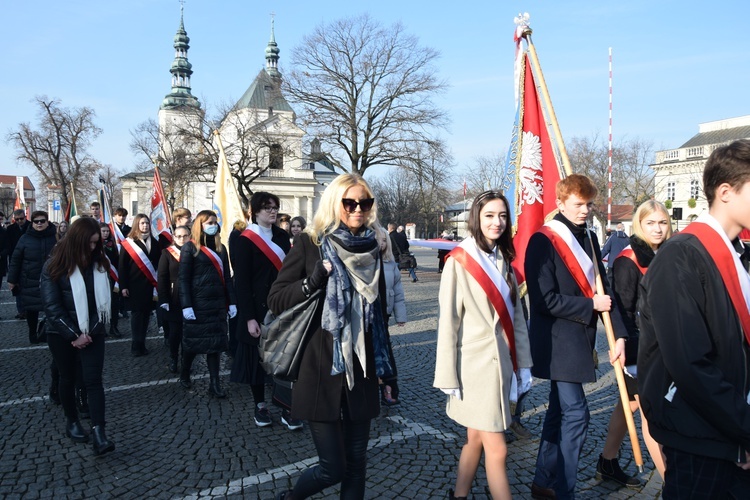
[{"xmin": 259, "ymin": 168, "xmax": 315, "ymax": 180}]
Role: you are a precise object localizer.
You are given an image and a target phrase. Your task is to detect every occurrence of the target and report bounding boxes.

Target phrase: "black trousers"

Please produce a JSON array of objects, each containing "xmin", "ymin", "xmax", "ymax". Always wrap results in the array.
[
  {"xmin": 291, "ymin": 404, "xmax": 371, "ymax": 500},
  {"xmin": 167, "ymin": 319, "xmax": 183, "ymax": 360},
  {"xmin": 47, "ymin": 334, "xmax": 106, "ymax": 426},
  {"xmin": 663, "ymin": 446, "xmax": 750, "ymax": 499},
  {"xmin": 26, "ymin": 310, "xmax": 40, "ymax": 343},
  {"xmin": 130, "ymin": 310, "xmax": 151, "ymax": 353}
]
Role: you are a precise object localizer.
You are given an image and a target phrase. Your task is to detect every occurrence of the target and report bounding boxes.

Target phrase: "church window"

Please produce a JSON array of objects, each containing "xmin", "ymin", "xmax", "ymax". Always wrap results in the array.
[{"xmin": 269, "ymin": 144, "xmax": 283, "ymax": 170}]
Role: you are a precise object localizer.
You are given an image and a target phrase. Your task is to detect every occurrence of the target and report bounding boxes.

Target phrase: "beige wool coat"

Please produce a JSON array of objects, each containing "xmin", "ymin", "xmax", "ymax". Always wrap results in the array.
[{"xmin": 433, "ymin": 248, "xmax": 532, "ymax": 432}]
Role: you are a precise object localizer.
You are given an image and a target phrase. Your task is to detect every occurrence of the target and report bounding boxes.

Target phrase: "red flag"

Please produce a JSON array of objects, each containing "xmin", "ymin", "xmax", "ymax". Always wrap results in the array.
[
  {"xmin": 150, "ymin": 167, "xmax": 173, "ymax": 243},
  {"xmin": 512, "ymin": 56, "xmax": 563, "ymax": 287},
  {"xmin": 463, "ymin": 180, "xmax": 467, "ymax": 198}
]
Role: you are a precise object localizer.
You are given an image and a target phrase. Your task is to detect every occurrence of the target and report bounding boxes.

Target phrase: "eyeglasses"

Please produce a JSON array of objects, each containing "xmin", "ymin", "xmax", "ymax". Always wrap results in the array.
[
  {"xmin": 14, "ymin": 217, "xmax": 25, "ymax": 221},
  {"xmin": 341, "ymin": 198, "xmax": 375, "ymax": 213},
  {"xmin": 32, "ymin": 219, "xmax": 47, "ymax": 225},
  {"xmin": 173, "ymin": 233, "xmax": 190, "ymax": 239},
  {"xmin": 262, "ymin": 206, "xmax": 279, "ymax": 212}
]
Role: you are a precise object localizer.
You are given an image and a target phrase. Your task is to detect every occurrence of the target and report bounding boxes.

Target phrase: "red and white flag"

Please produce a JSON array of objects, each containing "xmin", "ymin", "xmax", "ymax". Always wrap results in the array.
[
  {"xmin": 150, "ymin": 166, "xmax": 172, "ymax": 244},
  {"xmin": 511, "ymin": 54, "xmax": 563, "ymax": 288}
]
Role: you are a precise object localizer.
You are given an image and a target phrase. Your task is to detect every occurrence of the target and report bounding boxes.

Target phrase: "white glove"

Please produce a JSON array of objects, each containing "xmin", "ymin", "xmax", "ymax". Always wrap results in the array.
[
  {"xmin": 440, "ymin": 388, "xmax": 461, "ymax": 400},
  {"xmin": 518, "ymin": 367, "xmax": 533, "ymax": 395},
  {"xmin": 228, "ymin": 305, "xmax": 237, "ymax": 319},
  {"xmin": 160, "ymin": 303, "xmax": 169, "ymax": 311},
  {"xmin": 182, "ymin": 307, "xmax": 196, "ymax": 320}
]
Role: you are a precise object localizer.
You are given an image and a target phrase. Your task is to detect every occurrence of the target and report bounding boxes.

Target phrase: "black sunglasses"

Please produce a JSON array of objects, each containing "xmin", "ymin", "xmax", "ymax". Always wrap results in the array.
[
  {"xmin": 341, "ymin": 198, "xmax": 374, "ymax": 213},
  {"xmin": 32, "ymin": 219, "xmax": 47, "ymax": 224},
  {"xmin": 14, "ymin": 217, "xmax": 25, "ymax": 221}
]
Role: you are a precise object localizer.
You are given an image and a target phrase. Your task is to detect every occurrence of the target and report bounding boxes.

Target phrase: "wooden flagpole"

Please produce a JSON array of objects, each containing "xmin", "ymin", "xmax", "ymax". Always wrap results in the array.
[
  {"xmin": 521, "ymin": 28, "xmax": 572, "ymax": 177},
  {"xmin": 586, "ymin": 229, "xmax": 644, "ymax": 472}
]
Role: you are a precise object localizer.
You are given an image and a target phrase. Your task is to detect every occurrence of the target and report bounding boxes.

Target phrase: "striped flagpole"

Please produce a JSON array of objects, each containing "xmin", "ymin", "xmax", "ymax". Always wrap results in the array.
[{"xmin": 607, "ymin": 47, "xmax": 613, "ymax": 231}]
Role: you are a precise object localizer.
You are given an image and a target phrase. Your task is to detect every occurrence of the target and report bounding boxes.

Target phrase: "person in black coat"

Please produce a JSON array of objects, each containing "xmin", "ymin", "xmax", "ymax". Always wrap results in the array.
[
  {"xmin": 6, "ymin": 208, "xmax": 31, "ymax": 318},
  {"xmin": 596, "ymin": 201, "xmax": 672, "ymax": 486},
  {"xmin": 118, "ymin": 214, "xmax": 161, "ymax": 356},
  {"xmin": 40, "ymin": 217, "xmax": 115, "ymax": 455},
  {"xmin": 112, "ymin": 207, "xmax": 131, "ymax": 238},
  {"xmin": 638, "ymin": 141, "xmax": 750, "ymax": 498},
  {"xmin": 525, "ymin": 175, "xmax": 628, "ymax": 500},
  {"xmin": 178, "ymin": 211, "xmax": 237, "ymax": 398},
  {"xmin": 230, "ymin": 193, "xmax": 292, "ymax": 426},
  {"xmin": 158, "ymin": 224, "xmax": 190, "ymax": 374},
  {"xmin": 268, "ymin": 174, "xmax": 389, "ymax": 500},
  {"xmin": 0, "ymin": 212, "xmax": 8, "ymax": 299},
  {"xmin": 8, "ymin": 210, "xmax": 57, "ymax": 344},
  {"xmin": 99, "ymin": 223, "xmax": 121, "ymax": 338}
]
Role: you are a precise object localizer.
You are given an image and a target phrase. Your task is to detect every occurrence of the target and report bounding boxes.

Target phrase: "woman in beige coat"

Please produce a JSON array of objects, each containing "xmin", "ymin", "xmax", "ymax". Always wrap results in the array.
[{"xmin": 434, "ymin": 191, "xmax": 532, "ymax": 500}]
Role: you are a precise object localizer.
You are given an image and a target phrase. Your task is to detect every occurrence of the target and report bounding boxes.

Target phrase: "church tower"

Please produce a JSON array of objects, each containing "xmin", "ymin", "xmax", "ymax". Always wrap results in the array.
[{"xmin": 158, "ymin": 4, "xmax": 203, "ymax": 153}]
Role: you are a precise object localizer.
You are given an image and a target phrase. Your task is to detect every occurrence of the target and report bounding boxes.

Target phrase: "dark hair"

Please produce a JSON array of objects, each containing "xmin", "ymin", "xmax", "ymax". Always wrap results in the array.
[
  {"xmin": 30, "ymin": 210, "xmax": 48, "ymax": 221},
  {"xmin": 47, "ymin": 217, "xmax": 109, "ymax": 281},
  {"xmin": 249, "ymin": 191, "xmax": 280, "ymax": 224},
  {"xmin": 467, "ymin": 190, "xmax": 515, "ymax": 262},
  {"xmin": 704, "ymin": 139, "xmax": 750, "ymax": 206},
  {"xmin": 12, "ymin": 209, "xmax": 25, "ymax": 218},
  {"xmin": 90, "ymin": 201, "xmax": 101, "ymax": 209},
  {"xmin": 114, "ymin": 207, "xmax": 128, "ymax": 217},
  {"xmin": 290, "ymin": 216, "xmax": 307, "ymax": 229}
]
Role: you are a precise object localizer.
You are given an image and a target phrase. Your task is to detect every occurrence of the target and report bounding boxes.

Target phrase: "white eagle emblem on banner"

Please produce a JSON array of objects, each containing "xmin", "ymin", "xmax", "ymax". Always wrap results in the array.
[{"xmin": 519, "ymin": 131, "xmax": 543, "ymax": 205}]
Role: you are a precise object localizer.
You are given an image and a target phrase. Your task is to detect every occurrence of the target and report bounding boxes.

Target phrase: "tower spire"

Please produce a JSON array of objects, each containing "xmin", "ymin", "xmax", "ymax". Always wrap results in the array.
[
  {"xmin": 265, "ymin": 13, "xmax": 281, "ymax": 79},
  {"xmin": 161, "ymin": 1, "xmax": 200, "ymax": 110}
]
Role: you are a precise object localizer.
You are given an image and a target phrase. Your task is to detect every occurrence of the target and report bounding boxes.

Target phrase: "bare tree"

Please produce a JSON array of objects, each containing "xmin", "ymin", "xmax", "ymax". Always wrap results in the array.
[
  {"xmin": 284, "ymin": 14, "xmax": 448, "ymax": 176},
  {"xmin": 6, "ymin": 96, "xmax": 102, "ymax": 209},
  {"xmin": 465, "ymin": 153, "xmax": 514, "ymax": 197},
  {"xmin": 370, "ymin": 168, "xmax": 419, "ymax": 227},
  {"xmin": 97, "ymin": 164, "xmax": 124, "ymax": 209}
]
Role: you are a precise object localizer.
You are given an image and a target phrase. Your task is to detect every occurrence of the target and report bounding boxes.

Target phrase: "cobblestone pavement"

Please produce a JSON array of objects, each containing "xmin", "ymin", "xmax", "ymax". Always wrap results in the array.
[{"xmin": 0, "ymin": 247, "xmax": 663, "ymax": 499}]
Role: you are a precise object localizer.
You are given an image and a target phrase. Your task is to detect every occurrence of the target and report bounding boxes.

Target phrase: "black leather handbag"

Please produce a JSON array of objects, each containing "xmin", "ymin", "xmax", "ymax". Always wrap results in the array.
[{"xmin": 260, "ymin": 288, "xmax": 323, "ymax": 382}]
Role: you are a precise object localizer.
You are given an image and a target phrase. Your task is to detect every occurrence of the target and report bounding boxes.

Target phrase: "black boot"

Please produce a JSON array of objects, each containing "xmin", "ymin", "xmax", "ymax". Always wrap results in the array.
[
  {"xmin": 49, "ymin": 383, "xmax": 60, "ymax": 405},
  {"xmin": 91, "ymin": 425, "xmax": 115, "ymax": 455},
  {"xmin": 76, "ymin": 387, "xmax": 90, "ymax": 419},
  {"xmin": 447, "ymin": 489, "xmax": 467, "ymax": 500},
  {"xmin": 207, "ymin": 353, "xmax": 226, "ymax": 398},
  {"xmin": 109, "ymin": 322, "xmax": 122, "ymax": 338},
  {"xmin": 167, "ymin": 355, "xmax": 178, "ymax": 374},
  {"xmin": 66, "ymin": 420, "xmax": 89, "ymax": 443},
  {"xmin": 179, "ymin": 352, "xmax": 194, "ymax": 389},
  {"xmin": 596, "ymin": 454, "xmax": 641, "ymax": 488}
]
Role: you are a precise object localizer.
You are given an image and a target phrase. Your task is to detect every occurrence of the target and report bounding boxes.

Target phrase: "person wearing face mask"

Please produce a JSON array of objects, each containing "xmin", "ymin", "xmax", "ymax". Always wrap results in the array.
[
  {"xmin": 119, "ymin": 214, "xmax": 161, "ymax": 357},
  {"xmin": 178, "ymin": 211, "xmax": 237, "ymax": 398},
  {"xmin": 8, "ymin": 210, "xmax": 57, "ymax": 344},
  {"xmin": 231, "ymin": 192, "xmax": 296, "ymax": 429},
  {"xmin": 158, "ymin": 225, "xmax": 191, "ymax": 374}
]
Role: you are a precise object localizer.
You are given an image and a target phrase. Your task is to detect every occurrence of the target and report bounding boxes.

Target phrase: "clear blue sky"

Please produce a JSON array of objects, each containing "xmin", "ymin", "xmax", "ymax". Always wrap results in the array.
[{"xmin": 2, "ymin": 0, "xmax": 748, "ymax": 188}]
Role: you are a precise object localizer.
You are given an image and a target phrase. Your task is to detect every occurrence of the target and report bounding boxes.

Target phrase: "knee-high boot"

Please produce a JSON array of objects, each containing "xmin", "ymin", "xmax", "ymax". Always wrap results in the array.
[
  {"xmin": 180, "ymin": 352, "xmax": 195, "ymax": 389},
  {"xmin": 207, "ymin": 353, "xmax": 226, "ymax": 398}
]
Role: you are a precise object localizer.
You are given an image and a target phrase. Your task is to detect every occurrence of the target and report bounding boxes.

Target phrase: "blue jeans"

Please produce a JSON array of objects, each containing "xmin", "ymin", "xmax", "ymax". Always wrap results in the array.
[
  {"xmin": 533, "ymin": 381, "xmax": 590, "ymax": 499},
  {"xmin": 407, "ymin": 267, "xmax": 417, "ymax": 281}
]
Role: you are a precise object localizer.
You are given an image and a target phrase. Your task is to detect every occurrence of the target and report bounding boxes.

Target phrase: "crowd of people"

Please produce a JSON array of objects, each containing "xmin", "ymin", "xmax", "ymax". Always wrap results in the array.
[{"xmin": 4, "ymin": 140, "xmax": 750, "ymax": 497}]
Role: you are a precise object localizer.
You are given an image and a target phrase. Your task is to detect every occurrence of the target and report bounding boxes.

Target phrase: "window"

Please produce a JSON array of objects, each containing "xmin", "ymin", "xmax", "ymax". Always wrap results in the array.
[
  {"xmin": 131, "ymin": 200, "xmax": 138, "ymax": 215},
  {"xmin": 269, "ymin": 144, "xmax": 283, "ymax": 169},
  {"xmin": 667, "ymin": 181, "xmax": 676, "ymax": 201},
  {"xmin": 690, "ymin": 179, "xmax": 700, "ymax": 199}
]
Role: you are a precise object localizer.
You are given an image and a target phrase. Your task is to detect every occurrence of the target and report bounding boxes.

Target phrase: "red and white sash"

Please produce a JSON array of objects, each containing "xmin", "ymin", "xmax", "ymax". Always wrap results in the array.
[
  {"xmin": 200, "ymin": 246, "xmax": 225, "ymax": 286},
  {"xmin": 241, "ymin": 225, "xmax": 286, "ymax": 271},
  {"xmin": 166, "ymin": 245, "xmax": 181, "ymax": 262},
  {"xmin": 538, "ymin": 220, "xmax": 596, "ymax": 298},
  {"xmin": 683, "ymin": 219, "xmax": 750, "ymax": 345},
  {"xmin": 121, "ymin": 238, "xmax": 158, "ymax": 288},
  {"xmin": 104, "ymin": 255, "xmax": 119, "ymax": 285},
  {"xmin": 448, "ymin": 237, "xmax": 518, "ymax": 370},
  {"xmin": 615, "ymin": 246, "xmax": 648, "ymax": 275}
]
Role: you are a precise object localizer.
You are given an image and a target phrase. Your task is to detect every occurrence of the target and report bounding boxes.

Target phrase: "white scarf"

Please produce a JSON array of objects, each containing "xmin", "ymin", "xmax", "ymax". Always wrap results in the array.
[{"xmin": 70, "ymin": 265, "xmax": 111, "ymax": 334}]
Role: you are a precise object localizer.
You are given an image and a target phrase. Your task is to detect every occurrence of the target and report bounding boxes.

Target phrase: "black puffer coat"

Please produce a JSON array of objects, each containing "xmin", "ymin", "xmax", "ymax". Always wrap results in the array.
[
  {"xmin": 157, "ymin": 246, "xmax": 182, "ymax": 322},
  {"xmin": 7, "ymin": 224, "xmax": 57, "ymax": 312},
  {"xmin": 179, "ymin": 239, "xmax": 236, "ymax": 354},
  {"xmin": 40, "ymin": 262, "xmax": 104, "ymax": 341}
]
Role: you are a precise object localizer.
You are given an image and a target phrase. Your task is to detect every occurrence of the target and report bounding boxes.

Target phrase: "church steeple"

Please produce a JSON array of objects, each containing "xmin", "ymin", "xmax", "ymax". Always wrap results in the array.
[
  {"xmin": 161, "ymin": 3, "xmax": 201, "ymax": 110},
  {"xmin": 265, "ymin": 16, "xmax": 281, "ymax": 79}
]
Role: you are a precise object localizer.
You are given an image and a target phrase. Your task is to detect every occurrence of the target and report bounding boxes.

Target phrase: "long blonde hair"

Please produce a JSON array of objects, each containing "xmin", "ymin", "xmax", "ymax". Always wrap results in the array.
[
  {"xmin": 190, "ymin": 210, "xmax": 224, "ymax": 255},
  {"xmin": 128, "ymin": 214, "xmax": 151, "ymax": 240},
  {"xmin": 632, "ymin": 200, "xmax": 673, "ymax": 246},
  {"xmin": 308, "ymin": 173, "xmax": 379, "ymax": 245}
]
